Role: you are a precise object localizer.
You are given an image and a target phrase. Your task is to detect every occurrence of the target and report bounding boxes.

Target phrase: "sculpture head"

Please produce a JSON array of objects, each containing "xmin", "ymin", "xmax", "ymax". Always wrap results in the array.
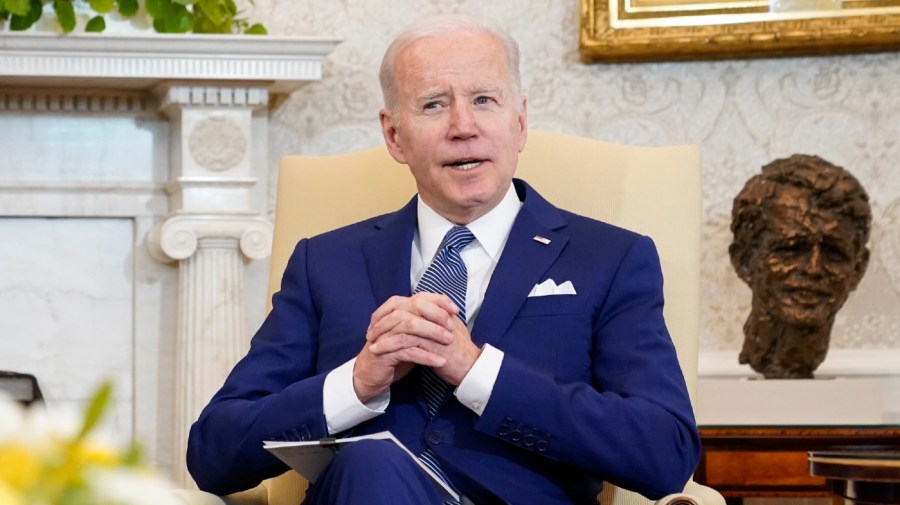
[{"xmin": 729, "ymin": 154, "xmax": 871, "ymax": 378}]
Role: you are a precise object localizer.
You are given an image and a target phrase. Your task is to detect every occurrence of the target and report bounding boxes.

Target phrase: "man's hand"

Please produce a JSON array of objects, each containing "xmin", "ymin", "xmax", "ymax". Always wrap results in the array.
[{"xmin": 353, "ymin": 293, "xmax": 481, "ymax": 402}]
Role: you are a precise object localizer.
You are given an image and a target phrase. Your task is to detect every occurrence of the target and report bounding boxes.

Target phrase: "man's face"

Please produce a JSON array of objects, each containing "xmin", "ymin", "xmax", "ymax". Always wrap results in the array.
[
  {"xmin": 750, "ymin": 186, "xmax": 867, "ymax": 327},
  {"xmin": 379, "ymin": 30, "xmax": 528, "ymax": 224}
]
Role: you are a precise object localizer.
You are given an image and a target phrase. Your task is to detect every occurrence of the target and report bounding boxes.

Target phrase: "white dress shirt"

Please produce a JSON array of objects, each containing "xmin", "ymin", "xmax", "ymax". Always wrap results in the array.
[{"xmin": 322, "ymin": 183, "xmax": 522, "ymax": 434}]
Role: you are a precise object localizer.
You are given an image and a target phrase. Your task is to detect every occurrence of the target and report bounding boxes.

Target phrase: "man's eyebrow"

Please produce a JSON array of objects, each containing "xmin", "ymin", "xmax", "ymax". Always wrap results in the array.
[
  {"xmin": 471, "ymin": 86, "xmax": 501, "ymax": 95},
  {"xmin": 417, "ymin": 91, "xmax": 447, "ymax": 102}
]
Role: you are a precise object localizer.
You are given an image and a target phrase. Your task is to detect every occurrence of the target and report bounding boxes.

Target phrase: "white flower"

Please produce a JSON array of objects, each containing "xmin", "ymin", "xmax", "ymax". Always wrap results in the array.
[
  {"xmin": 0, "ymin": 381, "xmax": 179, "ymax": 505},
  {"xmin": 87, "ymin": 467, "xmax": 183, "ymax": 505},
  {"xmin": 0, "ymin": 397, "xmax": 26, "ymax": 444}
]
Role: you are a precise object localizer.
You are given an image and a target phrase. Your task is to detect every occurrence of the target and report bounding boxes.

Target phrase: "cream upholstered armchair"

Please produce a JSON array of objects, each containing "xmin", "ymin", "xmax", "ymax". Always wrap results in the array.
[{"xmin": 178, "ymin": 129, "xmax": 723, "ymax": 505}]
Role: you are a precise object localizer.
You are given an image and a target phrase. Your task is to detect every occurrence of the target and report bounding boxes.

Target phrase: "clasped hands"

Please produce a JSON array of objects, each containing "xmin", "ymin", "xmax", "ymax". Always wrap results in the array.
[{"xmin": 353, "ymin": 292, "xmax": 481, "ymax": 403}]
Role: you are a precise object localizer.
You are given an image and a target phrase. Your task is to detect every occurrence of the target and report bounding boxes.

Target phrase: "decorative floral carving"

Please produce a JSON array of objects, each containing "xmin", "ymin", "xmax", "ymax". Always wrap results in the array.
[{"xmin": 188, "ymin": 116, "xmax": 247, "ymax": 172}]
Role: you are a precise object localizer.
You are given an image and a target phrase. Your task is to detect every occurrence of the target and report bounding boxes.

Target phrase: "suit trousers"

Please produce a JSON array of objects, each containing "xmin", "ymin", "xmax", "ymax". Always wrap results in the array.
[{"xmin": 300, "ymin": 439, "xmax": 446, "ymax": 505}]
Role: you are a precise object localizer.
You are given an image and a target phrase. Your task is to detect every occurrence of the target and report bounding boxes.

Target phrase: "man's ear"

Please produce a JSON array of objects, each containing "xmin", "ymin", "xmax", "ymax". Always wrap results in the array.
[
  {"xmin": 517, "ymin": 96, "xmax": 528, "ymax": 153},
  {"xmin": 379, "ymin": 109, "xmax": 407, "ymax": 164},
  {"xmin": 729, "ymin": 243, "xmax": 753, "ymax": 284},
  {"xmin": 850, "ymin": 247, "xmax": 870, "ymax": 290}
]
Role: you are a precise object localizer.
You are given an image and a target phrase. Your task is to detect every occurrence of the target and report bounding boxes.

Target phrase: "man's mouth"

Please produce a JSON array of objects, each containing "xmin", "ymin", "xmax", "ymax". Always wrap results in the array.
[
  {"xmin": 785, "ymin": 285, "xmax": 831, "ymax": 305},
  {"xmin": 447, "ymin": 159, "xmax": 483, "ymax": 171}
]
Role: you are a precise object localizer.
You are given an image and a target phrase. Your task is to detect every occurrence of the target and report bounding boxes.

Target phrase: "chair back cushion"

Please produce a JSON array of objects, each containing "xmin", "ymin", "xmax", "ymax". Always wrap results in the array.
[
  {"xmin": 267, "ymin": 129, "xmax": 702, "ymax": 505},
  {"xmin": 270, "ymin": 129, "xmax": 701, "ymax": 395}
]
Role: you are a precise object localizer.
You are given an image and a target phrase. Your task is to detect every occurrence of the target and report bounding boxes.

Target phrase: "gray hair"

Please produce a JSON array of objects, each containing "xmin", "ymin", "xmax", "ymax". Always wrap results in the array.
[{"xmin": 378, "ymin": 14, "xmax": 522, "ymax": 112}]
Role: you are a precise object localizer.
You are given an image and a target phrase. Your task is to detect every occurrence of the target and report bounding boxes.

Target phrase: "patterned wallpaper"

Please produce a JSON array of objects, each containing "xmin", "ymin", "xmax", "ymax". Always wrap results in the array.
[{"xmin": 253, "ymin": 0, "xmax": 900, "ymax": 353}]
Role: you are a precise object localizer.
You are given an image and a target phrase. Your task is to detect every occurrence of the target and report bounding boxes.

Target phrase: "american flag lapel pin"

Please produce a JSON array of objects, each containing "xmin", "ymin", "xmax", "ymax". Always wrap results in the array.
[{"xmin": 533, "ymin": 235, "xmax": 551, "ymax": 245}]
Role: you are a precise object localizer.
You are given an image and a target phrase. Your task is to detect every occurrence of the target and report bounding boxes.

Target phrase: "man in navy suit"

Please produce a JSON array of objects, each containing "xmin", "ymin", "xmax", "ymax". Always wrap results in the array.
[{"xmin": 187, "ymin": 14, "xmax": 700, "ymax": 505}]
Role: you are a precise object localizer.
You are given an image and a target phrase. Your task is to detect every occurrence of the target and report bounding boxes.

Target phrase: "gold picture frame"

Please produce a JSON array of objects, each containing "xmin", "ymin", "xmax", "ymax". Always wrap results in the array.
[{"xmin": 580, "ymin": 0, "xmax": 900, "ymax": 61}]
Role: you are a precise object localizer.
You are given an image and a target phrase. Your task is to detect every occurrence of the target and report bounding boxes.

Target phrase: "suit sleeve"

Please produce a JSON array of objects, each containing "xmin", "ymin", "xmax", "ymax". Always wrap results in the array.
[
  {"xmin": 186, "ymin": 239, "xmax": 332, "ymax": 495},
  {"xmin": 474, "ymin": 235, "xmax": 701, "ymax": 499}
]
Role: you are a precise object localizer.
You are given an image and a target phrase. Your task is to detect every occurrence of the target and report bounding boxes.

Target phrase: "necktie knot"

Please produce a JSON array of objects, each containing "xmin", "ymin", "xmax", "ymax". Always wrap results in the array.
[{"xmin": 443, "ymin": 226, "xmax": 475, "ymax": 252}]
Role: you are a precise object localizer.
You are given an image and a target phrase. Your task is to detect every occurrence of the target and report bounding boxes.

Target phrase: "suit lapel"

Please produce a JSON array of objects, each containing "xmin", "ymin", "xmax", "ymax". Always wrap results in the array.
[
  {"xmin": 472, "ymin": 180, "xmax": 569, "ymax": 348},
  {"xmin": 361, "ymin": 197, "xmax": 417, "ymax": 306}
]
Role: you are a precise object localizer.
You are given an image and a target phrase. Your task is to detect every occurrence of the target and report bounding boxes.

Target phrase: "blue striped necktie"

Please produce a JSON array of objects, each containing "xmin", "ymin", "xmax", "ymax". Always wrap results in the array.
[{"xmin": 414, "ymin": 225, "xmax": 474, "ymax": 504}]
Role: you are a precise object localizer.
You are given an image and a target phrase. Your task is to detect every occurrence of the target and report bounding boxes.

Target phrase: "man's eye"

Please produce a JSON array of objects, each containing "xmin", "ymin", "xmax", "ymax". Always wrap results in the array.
[
  {"xmin": 821, "ymin": 243, "xmax": 850, "ymax": 263},
  {"xmin": 475, "ymin": 96, "xmax": 494, "ymax": 105},
  {"xmin": 424, "ymin": 102, "xmax": 442, "ymax": 110},
  {"xmin": 771, "ymin": 242, "xmax": 810, "ymax": 257}
]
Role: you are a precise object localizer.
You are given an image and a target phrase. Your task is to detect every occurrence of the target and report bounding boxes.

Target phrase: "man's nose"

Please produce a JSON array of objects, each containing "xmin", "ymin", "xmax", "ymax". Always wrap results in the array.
[
  {"xmin": 802, "ymin": 244, "xmax": 824, "ymax": 276},
  {"xmin": 447, "ymin": 102, "xmax": 477, "ymax": 139}
]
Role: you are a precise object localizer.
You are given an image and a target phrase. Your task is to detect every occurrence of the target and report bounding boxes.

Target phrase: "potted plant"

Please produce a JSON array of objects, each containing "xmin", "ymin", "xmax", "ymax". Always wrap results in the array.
[{"xmin": 0, "ymin": 0, "xmax": 265, "ymax": 34}]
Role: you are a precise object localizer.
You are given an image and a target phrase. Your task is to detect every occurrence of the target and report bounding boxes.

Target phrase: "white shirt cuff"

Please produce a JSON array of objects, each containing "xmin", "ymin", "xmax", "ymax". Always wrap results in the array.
[
  {"xmin": 323, "ymin": 357, "xmax": 389, "ymax": 435},
  {"xmin": 454, "ymin": 344, "xmax": 504, "ymax": 416}
]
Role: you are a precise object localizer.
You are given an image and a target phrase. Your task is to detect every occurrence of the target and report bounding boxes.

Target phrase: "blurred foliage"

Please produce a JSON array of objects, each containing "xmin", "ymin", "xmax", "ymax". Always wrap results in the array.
[
  {"xmin": 0, "ymin": 381, "xmax": 182, "ymax": 505},
  {"xmin": 0, "ymin": 0, "xmax": 266, "ymax": 34}
]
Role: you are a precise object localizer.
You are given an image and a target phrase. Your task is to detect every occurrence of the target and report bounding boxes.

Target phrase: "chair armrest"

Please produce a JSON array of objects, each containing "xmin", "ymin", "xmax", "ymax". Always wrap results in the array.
[
  {"xmin": 171, "ymin": 489, "xmax": 226, "ymax": 505},
  {"xmin": 171, "ymin": 486, "xmax": 269, "ymax": 505},
  {"xmin": 654, "ymin": 480, "xmax": 725, "ymax": 505}
]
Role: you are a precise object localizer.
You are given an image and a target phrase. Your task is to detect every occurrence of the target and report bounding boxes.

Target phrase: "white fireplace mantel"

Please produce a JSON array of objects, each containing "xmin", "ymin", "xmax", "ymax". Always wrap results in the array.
[
  {"xmin": 0, "ymin": 31, "xmax": 339, "ymax": 485},
  {"xmin": 0, "ymin": 31, "xmax": 339, "ymax": 92}
]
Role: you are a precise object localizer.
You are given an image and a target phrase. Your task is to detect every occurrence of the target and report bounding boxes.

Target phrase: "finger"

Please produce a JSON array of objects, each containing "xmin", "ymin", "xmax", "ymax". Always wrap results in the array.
[
  {"xmin": 390, "ymin": 346, "xmax": 447, "ymax": 368},
  {"xmin": 369, "ymin": 329, "xmax": 451, "ymax": 354},
  {"xmin": 369, "ymin": 312, "xmax": 453, "ymax": 346},
  {"xmin": 367, "ymin": 295, "xmax": 457, "ymax": 342},
  {"xmin": 411, "ymin": 292, "xmax": 460, "ymax": 319},
  {"xmin": 408, "ymin": 293, "xmax": 459, "ymax": 330},
  {"xmin": 368, "ymin": 295, "xmax": 411, "ymax": 333}
]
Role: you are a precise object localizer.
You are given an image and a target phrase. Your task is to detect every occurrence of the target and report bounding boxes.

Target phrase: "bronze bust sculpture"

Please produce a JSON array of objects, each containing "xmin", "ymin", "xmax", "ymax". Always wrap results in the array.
[{"xmin": 729, "ymin": 154, "xmax": 871, "ymax": 379}]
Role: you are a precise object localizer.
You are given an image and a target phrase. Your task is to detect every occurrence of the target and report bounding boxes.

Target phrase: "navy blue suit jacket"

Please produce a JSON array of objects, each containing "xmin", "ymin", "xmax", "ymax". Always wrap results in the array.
[{"xmin": 187, "ymin": 179, "xmax": 700, "ymax": 504}]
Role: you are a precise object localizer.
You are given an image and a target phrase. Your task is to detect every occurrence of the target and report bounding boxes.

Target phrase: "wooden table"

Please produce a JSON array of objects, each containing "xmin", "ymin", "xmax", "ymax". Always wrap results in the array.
[
  {"xmin": 695, "ymin": 427, "xmax": 900, "ymax": 504},
  {"xmin": 809, "ymin": 451, "xmax": 900, "ymax": 504}
]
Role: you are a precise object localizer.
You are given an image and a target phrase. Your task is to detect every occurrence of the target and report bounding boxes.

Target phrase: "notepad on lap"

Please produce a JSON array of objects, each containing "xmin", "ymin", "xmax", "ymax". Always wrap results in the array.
[{"xmin": 263, "ymin": 431, "xmax": 460, "ymax": 502}]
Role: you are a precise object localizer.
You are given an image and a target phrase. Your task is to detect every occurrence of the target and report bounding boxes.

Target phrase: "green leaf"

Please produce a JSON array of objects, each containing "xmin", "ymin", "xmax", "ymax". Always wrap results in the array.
[
  {"xmin": 89, "ymin": 0, "xmax": 114, "ymax": 13},
  {"xmin": 117, "ymin": 0, "xmax": 137, "ymax": 16},
  {"xmin": 4, "ymin": 0, "xmax": 32, "ymax": 16},
  {"xmin": 9, "ymin": 0, "xmax": 41, "ymax": 30},
  {"xmin": 53, "ymin": 0, "xmax": 76, "ymax": 32},
  {"xmin": 160, "ymin": 4, "xmax": 192, "ymax": 32},
  {"xmin": 76, "ymin": 381, "xmax": 113, "ymax": 442},
  {"xmin": 145, "ymin": 0, "xmax": 172, "ymax": 18},
  {"xmin": 244, "ymin": 22, "xmax": 266, "ymax": 35},
  {"xmin": 85, "ymin": 14, "xmax": 105, "ymax": 31},
  {"xmin": 172, "ymin": 0, "xmax": 196, "ymax": 5},
  {"xmin": 194, "ymin": 0, "xmax": 223, "ymax": 25},
  {"xmin": 122, "ymin": 441, "xmax": 144, "ymax": 466}
]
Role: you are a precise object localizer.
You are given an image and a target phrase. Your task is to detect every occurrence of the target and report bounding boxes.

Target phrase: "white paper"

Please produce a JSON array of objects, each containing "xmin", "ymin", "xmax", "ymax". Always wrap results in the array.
[{"xmin": 264, "ymin": 431, "xmax": 460, "ymax": 502}]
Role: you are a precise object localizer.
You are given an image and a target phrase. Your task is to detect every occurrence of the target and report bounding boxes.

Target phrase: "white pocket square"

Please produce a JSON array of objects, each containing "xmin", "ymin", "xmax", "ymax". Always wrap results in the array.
[{"xmin": 527, "ymin": 279, "xmax": 577, "ymax": 297}]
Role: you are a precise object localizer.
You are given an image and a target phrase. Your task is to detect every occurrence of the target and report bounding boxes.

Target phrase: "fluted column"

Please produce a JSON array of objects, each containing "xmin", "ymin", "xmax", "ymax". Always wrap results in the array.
[{"xmin": 148, "ymin": 83, "xmax": 273, "ymax": 487}]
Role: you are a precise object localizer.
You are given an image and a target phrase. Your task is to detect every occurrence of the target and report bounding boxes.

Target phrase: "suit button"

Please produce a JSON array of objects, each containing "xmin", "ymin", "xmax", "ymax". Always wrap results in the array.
[
  {"xmin": 524, "ymin": 435, "xmax": 536, "ymax": 447},
  {"xmin": 536, "ymin": 440, "xmax": 549, "ymax": 452},
  {"xmin": 510, "ymin": 430, "xmax": 522, "ymax": 442},
  {"xmin": 497, "ymin": 425, "xmax": 510, "ymax": 436},
  {"xmin": 427, "ymin": 431, "xmax": 443, "ymax": 445}
]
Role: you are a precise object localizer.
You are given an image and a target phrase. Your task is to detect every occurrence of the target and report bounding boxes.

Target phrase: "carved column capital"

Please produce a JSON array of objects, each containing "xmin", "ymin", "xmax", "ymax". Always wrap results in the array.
[{"xmin": 147, "ymin": 214, "xmax": 272, "ymax": 263}]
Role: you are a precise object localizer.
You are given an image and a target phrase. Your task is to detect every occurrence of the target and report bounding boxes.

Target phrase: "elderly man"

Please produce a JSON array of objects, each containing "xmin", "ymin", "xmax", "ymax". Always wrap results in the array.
[
  {"xmin": 187, "ymin": 14, "xmax": 699, "ymax": 505},
  {"xmin": 730, "ymin": 154, "xmax": 871, "ymax": 379}
]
